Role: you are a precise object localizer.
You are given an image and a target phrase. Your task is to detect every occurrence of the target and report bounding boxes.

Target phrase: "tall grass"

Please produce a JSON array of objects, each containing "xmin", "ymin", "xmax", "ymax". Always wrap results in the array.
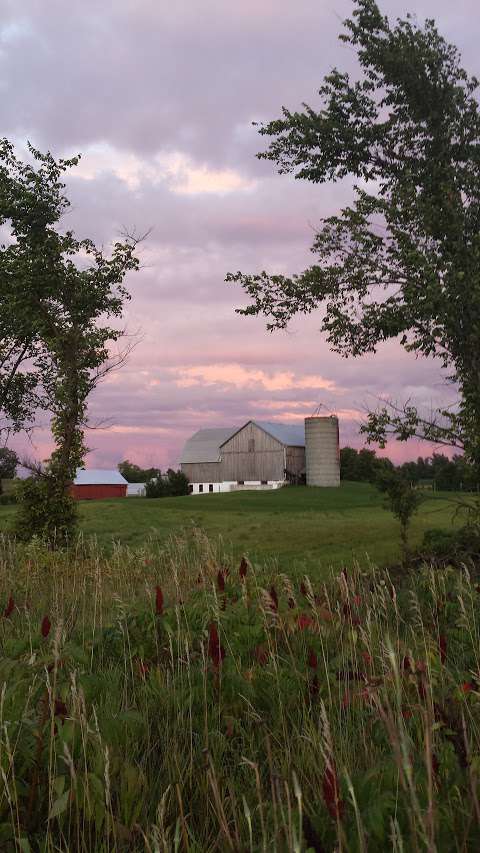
[{"xmin": 0, "ymin": 529, "xmax": 479, "ymax": 851}]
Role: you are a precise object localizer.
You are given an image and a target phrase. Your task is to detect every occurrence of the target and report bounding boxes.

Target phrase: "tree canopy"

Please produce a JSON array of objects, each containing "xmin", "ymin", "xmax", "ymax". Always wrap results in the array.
[{"xmin": 227, "ymin": 0, "xmax": 480, "ymax": 469}]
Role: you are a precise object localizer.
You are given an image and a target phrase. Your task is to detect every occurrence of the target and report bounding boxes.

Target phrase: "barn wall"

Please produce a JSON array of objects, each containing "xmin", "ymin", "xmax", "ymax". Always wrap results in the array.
[
  {"xmin": 70, "ymin": 484, "xmax": 127, "ymax": 500},
  {"xmin": 220, "ymin": 422, "xmax": 285, "ymax": 481},
  {"xmin": 181, "ymin": 461, "xmax": 223, "ymax": 483},
  {"xmin": 285, "ymin": 446, "xmax": 306, "ymax": 478}
]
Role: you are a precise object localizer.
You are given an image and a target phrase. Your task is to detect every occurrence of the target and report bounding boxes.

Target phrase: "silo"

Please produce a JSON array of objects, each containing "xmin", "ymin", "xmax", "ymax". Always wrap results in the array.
[{"xmin": 305, "ymin": 416, "xmax": 340, "ymax": 487}]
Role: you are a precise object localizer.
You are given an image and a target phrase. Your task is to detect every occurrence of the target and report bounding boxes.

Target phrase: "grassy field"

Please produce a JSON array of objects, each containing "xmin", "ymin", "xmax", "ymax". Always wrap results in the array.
[
  {"xmin": 0, "ymin": 481, "xmax": 462, "ymax": 575},
  {"xmin": 1, "ymin": 533, "xmax": 479, "ymax": 850}
]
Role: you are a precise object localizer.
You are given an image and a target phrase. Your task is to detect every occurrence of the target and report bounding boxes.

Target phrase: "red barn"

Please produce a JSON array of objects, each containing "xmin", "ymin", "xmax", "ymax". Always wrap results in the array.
[{"xmin": 70, "ymin": 469, "xmax": 128, "ymax": 500}]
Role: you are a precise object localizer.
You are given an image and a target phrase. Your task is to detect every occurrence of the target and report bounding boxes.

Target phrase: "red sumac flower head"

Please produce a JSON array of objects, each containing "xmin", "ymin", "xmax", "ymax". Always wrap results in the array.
[
  {"xmin": 41, "ymin": 616, "xmax": 51, "ymax": 638},
  {"xmin": 402, "ymin": 656, "xmax": 412, "ymax": 672},
  {"xmin": 322, "ymin": 759, "xmax": 344, "ymax": 821},
  {"xmin": 307, "ymin": 647, "xmax": 318, "ymax": 669},
  {"xmin": 461, "ymin": 681, "xmax": 475, "ymax": 693},
  {"xmin": 155, "ymin": 586, "xmax": 164, "ymax": 616},
  {"xmin": 208, "ymin": 622, "xmax": 225, "ymax": 668},
  {"xmin": 239, "ymin": 557, "xmax": 248, "ymax": 580},
  {"xmin": 4, "ymin": 596, "xmax": 14, "ymax": 618},
  {"xmin": 269, "ymin": 585, "xmax": 278, "ymax": 612},
  {"xmin": 297, "ymin": 613, "xmax": 314, "ymax": 631},
  {"xmin": 217, "ymin": 570, "xmax": 225, "ymax": 593}
]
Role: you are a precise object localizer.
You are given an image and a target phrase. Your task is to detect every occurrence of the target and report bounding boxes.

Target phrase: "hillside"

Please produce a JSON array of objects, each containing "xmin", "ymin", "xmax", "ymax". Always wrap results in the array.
[{"xmin": 0, "ymin": 482, "xmax": 460, "ymax": 575}]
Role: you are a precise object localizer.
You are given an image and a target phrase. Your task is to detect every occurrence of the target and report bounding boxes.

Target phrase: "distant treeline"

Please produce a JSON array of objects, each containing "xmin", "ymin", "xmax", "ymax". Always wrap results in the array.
[{"xmin": 341, "ymin": 447, "xmax": 479, "ymax": 491}]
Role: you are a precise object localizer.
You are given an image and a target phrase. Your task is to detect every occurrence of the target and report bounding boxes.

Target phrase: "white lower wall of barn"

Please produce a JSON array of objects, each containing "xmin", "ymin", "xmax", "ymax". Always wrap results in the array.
[{"xmin": 189, "ymin": 480, "xmax": 284, "ymax": 495}]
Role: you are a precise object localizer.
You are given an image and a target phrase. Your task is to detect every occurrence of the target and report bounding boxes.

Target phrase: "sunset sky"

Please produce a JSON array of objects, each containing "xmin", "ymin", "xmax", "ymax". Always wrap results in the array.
[{"xmin": 1, "ymin": 0, "xmax": 470, "ymax": 470}]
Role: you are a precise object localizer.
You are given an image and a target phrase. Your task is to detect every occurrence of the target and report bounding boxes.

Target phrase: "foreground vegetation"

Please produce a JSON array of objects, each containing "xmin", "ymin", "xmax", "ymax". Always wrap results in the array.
[
  {"xmin": 0, "ymin": 483, "xmax": 463, "ymax": 575},
  {"xmin": 1, "ymin": 531, "xmax": 480, "ymax": 851}
]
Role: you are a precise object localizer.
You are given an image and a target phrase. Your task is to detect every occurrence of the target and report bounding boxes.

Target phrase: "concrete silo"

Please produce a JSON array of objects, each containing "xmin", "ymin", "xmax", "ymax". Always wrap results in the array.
[{"xmin": 305, "ymin": 416, "xmax": 340, "ymax": 487}]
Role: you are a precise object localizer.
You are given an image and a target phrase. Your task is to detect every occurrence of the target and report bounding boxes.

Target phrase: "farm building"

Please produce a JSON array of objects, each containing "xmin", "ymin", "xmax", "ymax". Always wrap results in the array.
[
  {"xmin": 70, "ymin": 469, "xmax": 128, "ymax": 500},
  {"xmin": 180, "ymin": 417, "xmax": 339, "ymax": 494}
]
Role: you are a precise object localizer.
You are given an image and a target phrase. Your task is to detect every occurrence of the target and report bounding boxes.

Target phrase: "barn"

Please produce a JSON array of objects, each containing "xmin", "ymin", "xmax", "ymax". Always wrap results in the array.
[
  {"xmin": 181, "ymin": 420, "xmax": 306, "ymax": 494},
  {"xmin": 70, "ymin": 469, "xmax": 128, "ymax": 500},
  {"xmin": 180, "ymin": 417, "xmax": 340, "ymax": 494}
]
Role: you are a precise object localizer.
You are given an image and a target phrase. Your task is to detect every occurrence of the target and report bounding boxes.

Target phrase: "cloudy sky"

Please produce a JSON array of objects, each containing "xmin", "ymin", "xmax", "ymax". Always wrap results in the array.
[{"xmin": 1, "ymin": 0, "xmax": 472, "ymax": 469}]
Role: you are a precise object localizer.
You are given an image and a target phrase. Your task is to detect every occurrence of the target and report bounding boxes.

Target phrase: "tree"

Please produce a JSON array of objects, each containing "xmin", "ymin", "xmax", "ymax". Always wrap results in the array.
[
  {"xmin": 0, "ymin": 141, "xmax": 141, "ymax": 543},
  {"xmin": 376, "ymin": 469, "xmax": 423, "ymax": 556},
  {"xmin": 118, "ymin": 460, "xmax": 161, "ymax": 483},
  {"xmin": 227, "ymin": 0, "xmax": 480, "ymax": 473},
  {"xmin": 0, "ymin": 447, "xmax": 17, "ymax": 493}
]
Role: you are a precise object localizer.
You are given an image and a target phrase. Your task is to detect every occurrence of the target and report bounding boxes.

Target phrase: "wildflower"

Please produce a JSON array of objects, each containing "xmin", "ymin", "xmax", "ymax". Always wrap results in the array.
[
  {"xmin": 361, "ymin": 650, "xmax": 372, "ymax": 666},
  {"xmin": 155, "ymin": 586, "xmax": 164, "ymax": 616},
  {"xmin": 402, "ymin": 708, "xmax": 413, "ymax": 720},
  {"xmin": 307, "ymin": 648, "xmax": 318, "ymax": 669},
  {"xmin": 461, "ymin": 681, "xmax": 475, "ymax": 693},
  {"xmin": 439, "ymin": 634, "xmax": 447, "ymax": 664},
  {"xmin": 41, "ymin": 616, "xmax": 51, "ymax": 638},
  {"xmin": 208, "ymin": 622, "xmax": 225, "ymax": 668},
  {"xmin": 269, "ymin": 585, "xmax": 278, "ymax": 612},
  {"xmin": 322, "ymin": 759, "xmax": 344, "ymax": 820},
  {"xmin": 3, "ymin": 595, "xmax": 14, "ymax": 618},
  {"xmin": 239, "ymin": 557, "xmax": 248, "ymax": 579},
  {"xmin": 217, "ymin": 570, "xmax": 225, "ymax": 592},
  {"xmin": 297, "ymin": 613, "xmax": 314, "ymax": 631}
]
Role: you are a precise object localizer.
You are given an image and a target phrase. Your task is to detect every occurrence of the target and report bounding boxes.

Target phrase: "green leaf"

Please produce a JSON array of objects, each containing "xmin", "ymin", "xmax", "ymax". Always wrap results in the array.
[{"xmin": 48, "ymin": 789, "xmax": 70, "ymax": 820}]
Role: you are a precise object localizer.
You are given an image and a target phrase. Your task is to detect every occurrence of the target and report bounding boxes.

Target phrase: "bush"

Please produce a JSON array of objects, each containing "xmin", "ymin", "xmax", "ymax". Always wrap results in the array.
[
  {"xmin": 145, "ymin": 468, "xmax": 190, "ymax": 498},
  {"xmin": 13, "ymin": 476, "xmax": 77, "ymax": 545},
  {"xmin": 422, "ymin": 524, "xmax": 480, "ymax": 562}
]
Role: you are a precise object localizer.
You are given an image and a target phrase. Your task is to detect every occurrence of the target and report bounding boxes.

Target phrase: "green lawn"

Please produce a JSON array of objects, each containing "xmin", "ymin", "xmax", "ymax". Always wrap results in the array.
[{"xmin": 0, "ymin": 482, "xmax": 462, "ymax": 576}]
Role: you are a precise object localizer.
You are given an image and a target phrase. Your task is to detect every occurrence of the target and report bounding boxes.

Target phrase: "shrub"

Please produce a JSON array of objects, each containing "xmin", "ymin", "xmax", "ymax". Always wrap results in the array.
[
  {"xmin": 145, "ymin": 468, "xmax": 189, "ymax": 498},
  {"xmin": 422, "ymin": 524, "xmax": 480, "ymax": 562},
  {"xmin": 13, "ymin": 475, "xmax": 77, "ymax": 545}
]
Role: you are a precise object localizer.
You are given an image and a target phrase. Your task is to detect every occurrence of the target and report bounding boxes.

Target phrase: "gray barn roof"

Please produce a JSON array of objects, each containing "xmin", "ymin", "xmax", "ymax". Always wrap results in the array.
[
  {"xmin": 180, "ymin": 427, "xmax": 238, "ymax": 463},
  {"xmin": 74, "ymin": 469, "xmax": 128, "ymax": 485},
  {"xmin": 180, "ymin": 420, "xmax": 306, "ymax": 464},
  {"xmin": 252, "ymin": 421, "xmax": 305, "ymax": 447}
]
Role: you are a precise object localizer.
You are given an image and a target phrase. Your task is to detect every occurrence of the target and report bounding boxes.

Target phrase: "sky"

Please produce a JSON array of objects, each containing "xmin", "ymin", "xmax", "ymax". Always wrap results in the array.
[{"xmin": 1, "ymin": 0, "xmax": 472, "ymax": 470}]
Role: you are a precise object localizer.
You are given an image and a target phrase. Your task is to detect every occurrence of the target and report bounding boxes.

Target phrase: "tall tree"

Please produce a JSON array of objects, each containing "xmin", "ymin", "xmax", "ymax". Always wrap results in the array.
[
  {"xmin": 227, "ymin": 0, "xmax": 480, "ymax": 471},
  {"xmin": 0, "ymin": 140, "xmax": 141, "ymax": 542}
]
